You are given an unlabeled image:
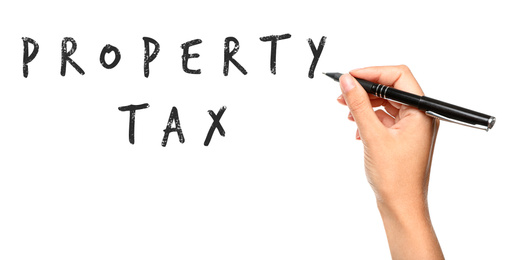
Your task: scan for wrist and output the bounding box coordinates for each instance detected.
[376,197,444,259]
[377,195,430,224]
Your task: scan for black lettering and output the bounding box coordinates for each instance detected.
[100,44,121,69]
[259,33,291,74]
[118,103,150,144]
[223,37,247,76]
[204,106,226,146]
[181,39,202,74]
[22,37,39,78]
[162,107,185,147]
[143,37,160,78]
[307,36,326,79]
[60,37,85,76]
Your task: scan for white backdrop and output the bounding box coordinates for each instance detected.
[1,0,523,259]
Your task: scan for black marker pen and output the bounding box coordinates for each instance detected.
[324,72,496,131]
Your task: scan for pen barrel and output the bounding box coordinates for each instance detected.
[356,79,422,107]
[341,76,495,130]
[418,96,493,127]
[381,87,421,107]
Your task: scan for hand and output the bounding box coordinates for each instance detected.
[337,65,444,259]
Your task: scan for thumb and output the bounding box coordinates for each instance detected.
[339,73,383,136]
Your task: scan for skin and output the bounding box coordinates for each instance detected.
[337,65,444,260]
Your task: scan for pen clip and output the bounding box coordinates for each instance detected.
[425,111,489,131]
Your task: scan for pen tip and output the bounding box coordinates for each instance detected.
[322,72,326,75]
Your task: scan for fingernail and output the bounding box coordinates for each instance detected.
[356,129,361,140]
[340,74,355,93]
[348,113,354,122]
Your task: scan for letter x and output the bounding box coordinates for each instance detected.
[204,106,226,146]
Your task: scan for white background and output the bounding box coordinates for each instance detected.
[1,0,523,259]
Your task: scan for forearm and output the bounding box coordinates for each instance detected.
[377,199,444,260]
[338,66,444,259]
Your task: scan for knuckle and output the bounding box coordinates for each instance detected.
[398,64,410,72]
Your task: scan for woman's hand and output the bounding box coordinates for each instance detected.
[337,65,444,259]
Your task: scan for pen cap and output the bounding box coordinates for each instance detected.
[419,96,494,129]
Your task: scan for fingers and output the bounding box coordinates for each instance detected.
[339,93,380,106]
[383,101,400,118]
[350,65,425,96]
[354,110,394,140]
[338,65,423,139]
[348,111,354,122]
[339,74,384,137]
[337,95,346,105]
[375,109,396,128]
[338,94,400,119]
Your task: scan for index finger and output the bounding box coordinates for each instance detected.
[349,65,424,96]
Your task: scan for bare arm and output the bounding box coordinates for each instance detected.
[337,65,444,259]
